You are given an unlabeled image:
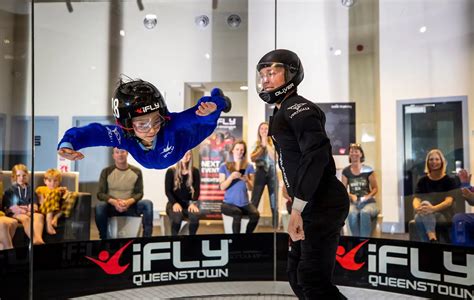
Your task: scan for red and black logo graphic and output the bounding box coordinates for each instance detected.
[85,240,133,275]
[335,240,368,271]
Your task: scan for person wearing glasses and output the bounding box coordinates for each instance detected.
[256,49,349,299]
[341,143,379,237]
[95,148,153,239]
[57,78,231,169]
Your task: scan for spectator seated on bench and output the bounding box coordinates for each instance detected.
[95,148,153,240]
[341,143,380,238]
[219,141,259,234]
[1,169,91,247]
[1,164,45,245]
[165,151,201,236]
[408,149,460,243]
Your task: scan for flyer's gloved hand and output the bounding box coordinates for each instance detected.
[211,88,232,113]
[196,88,232,116]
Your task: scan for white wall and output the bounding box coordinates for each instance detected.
[379,0,474,226]
[0,10,14,116]
[0,9,15,157]
[35,3,111,126]
[247,0,274,147]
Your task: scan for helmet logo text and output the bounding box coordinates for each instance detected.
[275,82,295,97]
[136,103,161,114]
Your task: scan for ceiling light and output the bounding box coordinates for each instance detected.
[189,83,204,88]
[3,39,10,44]
[341,0,356,7]
[419,26,427,33]
[119,30,125,37]
[204,53,210,59]
[195,15,210,29]
[240,85,248,91]
[334,49,342,56]
[144,14,157,29]
[227,14,241,28]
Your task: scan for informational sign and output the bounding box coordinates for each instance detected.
[317,102,355,155]
[198,116,243,219]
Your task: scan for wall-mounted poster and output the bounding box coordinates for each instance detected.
[198,116,243,219]
[318,102,355,155]
[265,103,275,123]
[265,101,355,156]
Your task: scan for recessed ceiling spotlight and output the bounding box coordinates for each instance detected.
[119,30,125,37]
[227,14,241,28]
[204,53,211,59]
[189,83,204,88]
[240,85,248,91]
[3,39,10,44]
[341,0,356,7]
[334,49,342,56]
[195,15,210,29]
[419,26,427,33]
[144,14,157,29]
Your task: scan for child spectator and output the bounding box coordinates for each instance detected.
[2,164,45,245]
[36,169,78,235]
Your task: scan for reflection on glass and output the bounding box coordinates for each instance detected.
[0,1,32,298]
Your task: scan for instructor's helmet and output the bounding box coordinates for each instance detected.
[112,79,169,138]
[256,49,304,104]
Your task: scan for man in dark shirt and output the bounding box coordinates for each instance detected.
[256,49,349,299]
[95,148,153,239]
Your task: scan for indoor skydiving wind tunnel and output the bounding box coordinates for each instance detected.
[0,0,473,299]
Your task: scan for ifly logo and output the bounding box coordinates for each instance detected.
[85,240,133,275]
[136,103,160,114]
[336,240,368,271]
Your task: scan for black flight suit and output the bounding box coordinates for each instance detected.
[269,93,349,299]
